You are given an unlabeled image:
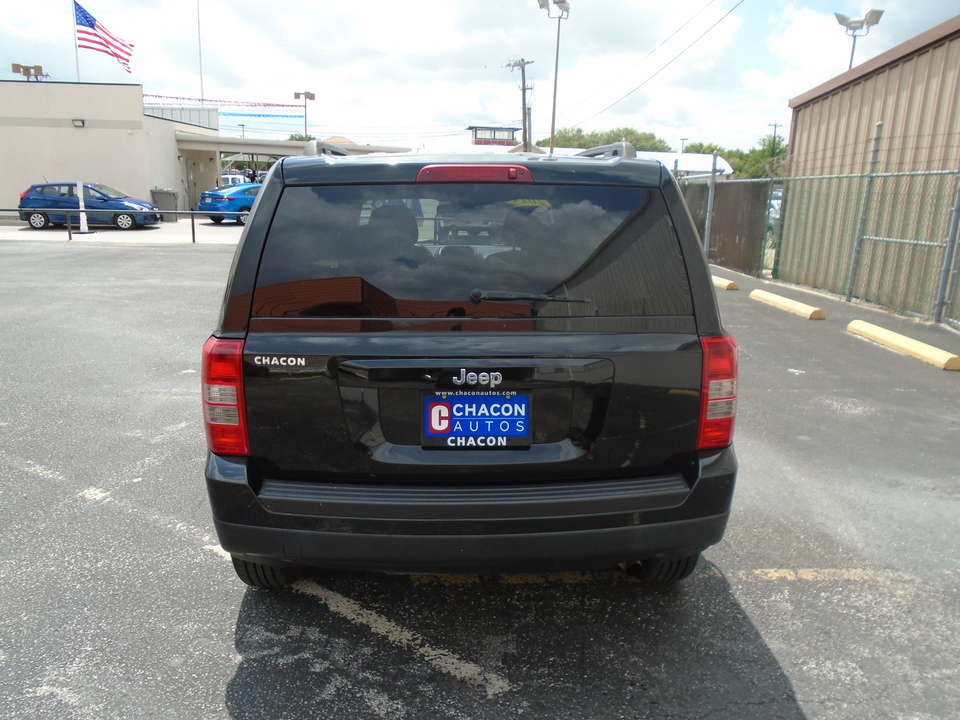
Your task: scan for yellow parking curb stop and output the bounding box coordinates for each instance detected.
[749,289,825,319]
[847,320,960,370]
[713,276,739,290]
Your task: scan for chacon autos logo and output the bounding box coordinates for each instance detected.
[253,356,306,367]
[451,368,502,388]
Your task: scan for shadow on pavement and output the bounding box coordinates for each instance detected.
[225,560,806,719]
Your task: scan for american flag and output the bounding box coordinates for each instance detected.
[75,1,134,73]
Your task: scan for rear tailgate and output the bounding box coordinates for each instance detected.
[239,167,707,483]
[242,328,701,480]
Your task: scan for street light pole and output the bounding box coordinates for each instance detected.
[537,0,570,157]
[835,10,884,71]
[549,15,562,156]
[294,91,315,138]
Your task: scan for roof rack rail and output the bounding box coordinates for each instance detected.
[575,142,637,159]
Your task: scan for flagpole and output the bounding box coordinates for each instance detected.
[196,0,205,105]
[72,0,81,81]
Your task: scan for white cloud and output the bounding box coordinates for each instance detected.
[768,6,852,96]
[2,1,956,153]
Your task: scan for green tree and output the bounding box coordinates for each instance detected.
[682,142,749,176]
[738,133,788,178]
[538,127,591,148]
[594,127,671,151]
[288,133,317,141]
[537,126,671,151]
[682,141,723,155]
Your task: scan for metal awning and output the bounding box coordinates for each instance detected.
[174,132,409,157]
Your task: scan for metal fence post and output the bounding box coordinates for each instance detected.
[933,169,960,323]
[703,151,718,258]
[845,121,883,301]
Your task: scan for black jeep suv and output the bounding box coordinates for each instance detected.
[202,145,737,587]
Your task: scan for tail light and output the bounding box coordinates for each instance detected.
[19,188,30,200]
[202,337,249,456]
[697,335,738,450]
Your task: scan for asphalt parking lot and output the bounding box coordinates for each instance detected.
[0,239,958,719]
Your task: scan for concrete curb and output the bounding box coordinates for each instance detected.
[749,289,826,319]
[712,276,739,290]
[847,320,960,370]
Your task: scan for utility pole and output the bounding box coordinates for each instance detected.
[768,122,781,154]
[510,59,534,151]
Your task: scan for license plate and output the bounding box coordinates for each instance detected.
[422,392,531,448]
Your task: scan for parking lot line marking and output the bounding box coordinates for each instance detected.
[737,569,923,586]
[202,543,232,561]
[78,487,113,503]
[749,289,826,319]
[847,320,960,370]
[410,574,483,584]
[293,579,513,698]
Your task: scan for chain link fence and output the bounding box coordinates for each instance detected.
[681,169,960,330]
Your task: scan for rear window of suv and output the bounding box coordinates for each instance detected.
[253,183,693,319]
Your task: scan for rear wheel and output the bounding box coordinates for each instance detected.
[236,207,251,225]
[626,553,700,583]
[231,556,305,588]
[27,212,49,229]
[114,213,136,230]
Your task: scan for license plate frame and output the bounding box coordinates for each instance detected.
[421,391,531,448]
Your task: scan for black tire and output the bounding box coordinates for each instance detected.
[114,213,136,230]
[210,216,224,224]
[27,212,49,229]
[628,553,700,583]
[236,207,251,225]
[231,556,304,588]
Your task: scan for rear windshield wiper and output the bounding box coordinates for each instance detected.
[470,288,591,304]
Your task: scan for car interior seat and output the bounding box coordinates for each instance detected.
[367,204,433,268]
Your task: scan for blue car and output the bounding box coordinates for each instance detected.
[18,182,161,230]
[198,183,261,224]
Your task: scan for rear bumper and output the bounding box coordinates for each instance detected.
[205,447,737,573]
[198,203,241,215]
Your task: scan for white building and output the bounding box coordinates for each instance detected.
[2,80,220,213]
[1,80,406,214]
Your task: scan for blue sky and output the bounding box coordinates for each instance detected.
[3,1,958,151]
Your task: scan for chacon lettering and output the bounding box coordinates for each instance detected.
[253,356,306,367]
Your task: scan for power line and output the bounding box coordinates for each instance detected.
[558,0,718,117]
[572,0,747,127]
